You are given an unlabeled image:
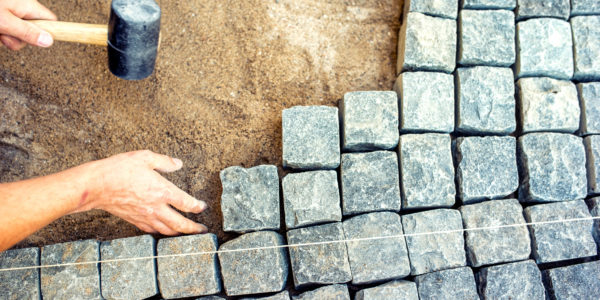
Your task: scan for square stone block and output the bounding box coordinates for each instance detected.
[405,0,458,19]
[220,165,280,232]
[293,284,350,300]
[219,231,288,296]
[516,0,570,20]
[41,240,101,299]
[516,18,573,80]
[241,291,290,300]
[585,135,600,195]
[518,133,587,202]
[571,0,600,15]
[476,260,545,300]
[589,197,600,250]
[398,12,456,73]
[579,83,600,135]
[544,261,600,300]
[459,10,515,67]
[340,151,401,215]
[415,267,479,300]
[287,223,352,288]
[100,235,158,299]
[355,280,418,300]
[402,209,466,275]
[456,67,515,134]
[460,199,530,267]
[157,234,221,299]
[282,170,341,229]
[340,91,399,151]
[518,77,579,133]
[0,247,40,300]
[571,16,600,82]
[342,212,410,284]
[462,0,516,9]
[524,200,597,263]
[282,106,340,170]
[394,72,454,133]
[455,136,519,203]
[399,134,455,209]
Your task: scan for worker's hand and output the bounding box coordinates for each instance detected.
[0,0,56,50]
[76,150,209,236]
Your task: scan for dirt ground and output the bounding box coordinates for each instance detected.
[0,0,401,248]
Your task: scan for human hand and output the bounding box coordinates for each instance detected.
[0,0,56,50]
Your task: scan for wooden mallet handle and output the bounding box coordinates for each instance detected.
[28,20,107,46]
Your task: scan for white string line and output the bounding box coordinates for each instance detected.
[1,216,599,273]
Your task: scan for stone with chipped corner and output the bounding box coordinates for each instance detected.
[571,0,600,15]
[579,83,600,135]
[355,280,419,300]
[459,10,515,67]
[415,267,479,300]
[544,261,600,299]
[589,197,600,250]
[476,260,545,300]
[516,0,570,20]
[585,135,600,195]
[0,247,40,300]
[293,284,350,300]
[462,0,516,9]
[405,0,458,19]
[241,291,290,300]
[571,16,600,82]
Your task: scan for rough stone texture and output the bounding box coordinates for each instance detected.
[455,137,519,203]
[287,223,352,288]
[459,10,515,67]
[100,235,158,299]
[524,200,597,263]
[571,0,600,15]
[415,267,479,300]
[282,170,341,229]
[355,280,419,300]
[516,0,570,20]
[220,165,280,232]
[462,0,516,9]
[394,72,454,133]
[340,151,401,215]
[402,209,466,275]
[579,83,600,135]
[518,133,587,203]
[399,134,455,209]
[460,199,531,267]
[398,12,456,73]
[585,135,600,195]
[477,260,545,300]
[516,18,573,80]
[518,77,579,133]
[571,16,600,82]
[196,297,226,300]
[41,239,101,300]
[589,197,600,250]
[241,291,290,300]
[293,284,350,300]
[406,0,458,19]
[544,261,600,300]
[340,91,399,151]
[282,106,340,170]
[456,67,515,134]
[0,247,40,300]
[342,212,410,284]
[157,234,221,299]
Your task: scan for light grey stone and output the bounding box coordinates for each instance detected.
[571,0,600,15]
[293,284,350,300]
[524,200,597,263]
[241,291,290,300]
[579,83,600,135]
[220,165,280,233]
[456,67,516,134]
[518,77,579,133]
[100,235,158,300]
[585,135,600,195]
[459,10,515,67]
[518,133,587,202]
[287,223,352,288]
[196,297,225,300]
[340,151,401,215]
[355,280,419,300]
[460,200,531,267]
[399,134,455,209]
[589,197,600,250]
[406,0,458,19]
[340,91,399,151]
[571,16,600,82]
[415,267,479,300]
[462,0,516,9]
[41,240,101,300]
[398,12,456,73]
[342,212,410,284]
[157,234,221,299]
[516,0,570,20]
[544,261,600,300]
[477,260,545,300]
[282,170,341,229]
[282,106,340,170]
[394,72,454,133]
[516,18,573,80]
[0,247,40,300]
[402,209,466,275]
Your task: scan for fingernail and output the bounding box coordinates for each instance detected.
[173,158,183,168]
[37,31,53,47]
[197,200,207,211]
[198,225,208,233]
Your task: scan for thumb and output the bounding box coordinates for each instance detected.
[2,13,53,47]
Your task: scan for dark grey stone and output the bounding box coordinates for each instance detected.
[524,200,597,263]
[340,151,401,215]
[293,284,350,300]
[340,91,399,151]
[287,223,352,288]
[544,261,600,300]
[462,0,516,9]
[100,235,158,299]
[518,133,587,203]
[579,83,600,135]
[282,170,341,229]
[585,135,600,195]
[157,234,221,299]
[406,0,458,19]
[241,291,290,300]
[0,247,40,300]
[477,260,545,300]
[456,67,515,134]
[415,267,479,300]
[399,134,455,209]
[402,209,466,275]
[589,197,600,250]
[282,106,340,170]
[458,10,515,67]
[355,280,419,300]
[342,212,410,284]
[571,0,600,15]
[41,239,101,300]
[516,0,570,20]
[571,16,600,82]
[220,165,280,233]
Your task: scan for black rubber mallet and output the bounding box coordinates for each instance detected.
[28,0,161,80]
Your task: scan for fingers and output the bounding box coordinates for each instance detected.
[162,182,207,214]
[136,222,158,234]
[150,219,179,236]
[156,206,208,234]
[16,1,57,21]
[0,34,26,50]
[134,150,183,173]
[0,13,53,47]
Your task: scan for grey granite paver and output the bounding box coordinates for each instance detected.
[476,260,545,300]
[196,297,225,300]
[293,284,350,300]
[355,280,419,300]
[241,291,290,300]
[589,197,600,250]
[571,16,600,82]
[0,247,40,300]
[340,91,399,151]
[459,10,515,67]
[579,83,600,135]
[585,135,600,195]
[405,0,458,19]
[462,0,516,9]
[571,0,600,15]
[415,267,479,300]
[544,261,600,300]
[220,165,280,232]
[516,0,570,20]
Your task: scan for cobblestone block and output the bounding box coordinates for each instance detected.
[476,260,545,300]
[579,83,600,135]
[0,247,40,300]
[571,0,600,15]
[585,135,600,195]
[589,197,600,250]
[459,10,515,67]
[516,0,570,20]
[196,297,225,300]
[462,0,516,9]
[355,280,418,300]
[544,261,600,300]
[293,284,350,300]
[415,267,479,300]
[241,291,290,300]
[406,0,458,19]
[571,16,600,82]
